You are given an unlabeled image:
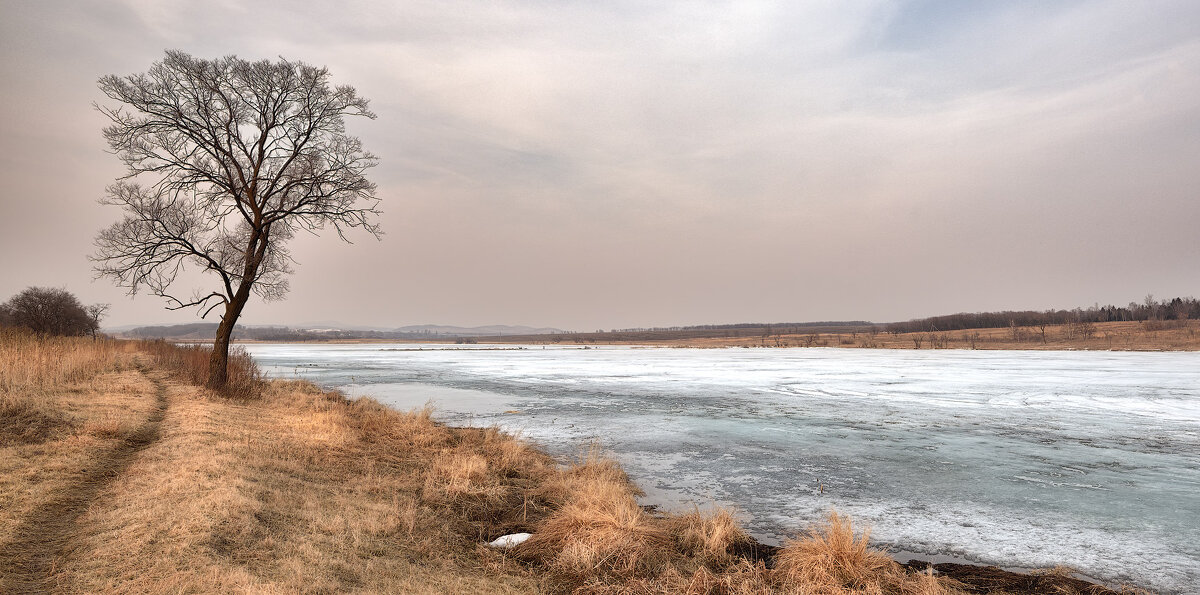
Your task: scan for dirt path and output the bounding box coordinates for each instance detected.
[0,364,169,594]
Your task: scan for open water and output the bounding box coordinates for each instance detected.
[244,344,1200,593]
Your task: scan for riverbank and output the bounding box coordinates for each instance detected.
[1,332,1148,593]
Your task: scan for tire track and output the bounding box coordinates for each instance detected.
[0,364,169,594]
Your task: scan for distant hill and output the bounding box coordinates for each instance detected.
[394,324,565,336]
[125,323,220,340]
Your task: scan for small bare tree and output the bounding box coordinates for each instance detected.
[1036,320,1049,344]
[85,304,110,339]
[93,51,380,389]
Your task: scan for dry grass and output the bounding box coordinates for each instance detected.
[6,370,544,593]
[0,395,74,446]
[3,335,1112,594]
[773,511,939,594]
[670,506,755,566]
[817,320,1200,352]
[136,339,262,398]
[0,340,157,581]
[514,483,962,595]
[506,449,962,594]
[776,512,890,587]
[0,327,131,395]
[516,454,672,587]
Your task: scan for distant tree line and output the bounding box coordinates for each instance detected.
[524,322,876,344]
[885,295,1198,335]
[609,321,871,333]
[125,323,449,342]
[0,287,108,337]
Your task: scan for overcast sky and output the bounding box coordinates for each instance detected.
[1,1,1198,331]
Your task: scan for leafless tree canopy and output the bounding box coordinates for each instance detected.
[1,287,106,337]
[92,51,380,386]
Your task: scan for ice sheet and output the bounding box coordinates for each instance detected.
[246,344,1200,594]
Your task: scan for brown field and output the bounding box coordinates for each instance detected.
[0,330,1143,594]
[487,320,1200,351]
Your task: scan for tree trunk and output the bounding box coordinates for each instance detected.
[207,294,250,389]
[208,225,268,390]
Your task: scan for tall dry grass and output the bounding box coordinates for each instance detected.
[0,327,128,396]
[0,328,135,450]
[772,511,949,594]
[135,339,261,398]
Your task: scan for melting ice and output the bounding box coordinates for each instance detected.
[246,344,1200,594]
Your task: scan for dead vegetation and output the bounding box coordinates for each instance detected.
[0,334,1138,594]
[136,338,262,398]
[0,327,130,395]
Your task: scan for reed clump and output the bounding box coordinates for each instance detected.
[773,511,930,594]
[669,506,756,569]
[517,454,673,586]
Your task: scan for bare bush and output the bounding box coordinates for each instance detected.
[1064,321,1097,340]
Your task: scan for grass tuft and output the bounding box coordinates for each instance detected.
[775,511,895,589]
[667,506,757,573]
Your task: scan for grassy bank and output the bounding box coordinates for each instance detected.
[1,330,1137,594]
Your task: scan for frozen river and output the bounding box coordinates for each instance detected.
[245,344,1200,593]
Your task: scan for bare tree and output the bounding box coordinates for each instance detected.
[93,51,380,389]
[85,304,110,339]
[1,287,103,337]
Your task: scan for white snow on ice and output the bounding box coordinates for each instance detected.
[246,344,1200,594]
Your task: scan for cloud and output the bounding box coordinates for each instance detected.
[1,0,1198,328]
